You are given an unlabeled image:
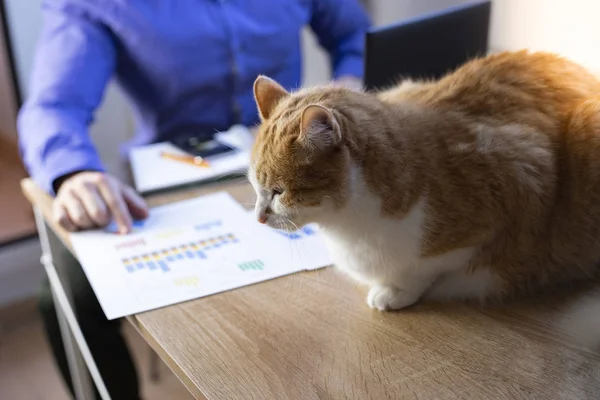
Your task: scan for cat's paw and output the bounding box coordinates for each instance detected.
[367,285,418,311]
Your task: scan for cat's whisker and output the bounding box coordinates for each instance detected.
[217,172,247,183]
[286,218,300,232]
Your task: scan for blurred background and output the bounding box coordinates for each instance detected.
[1,0,599,398]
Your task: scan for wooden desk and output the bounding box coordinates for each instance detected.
[22,178,600,399]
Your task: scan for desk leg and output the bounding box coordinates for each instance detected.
[34,207,111,400]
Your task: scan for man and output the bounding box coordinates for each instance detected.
[18,0,370,398]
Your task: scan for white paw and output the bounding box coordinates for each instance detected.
[367,285,419,311]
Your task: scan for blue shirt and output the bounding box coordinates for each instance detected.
[18,0,370,193]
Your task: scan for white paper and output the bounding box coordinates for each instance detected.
[130,125,252,193]
[70,192,332,320]
[246,211,332,271]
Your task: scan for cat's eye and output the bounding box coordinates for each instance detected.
[272,188,283,198]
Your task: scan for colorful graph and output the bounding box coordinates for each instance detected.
[275,225,316,240]
[106,219,146,234]
[194,220,223,231]
[238,260,264,271]
[121,233,239,273]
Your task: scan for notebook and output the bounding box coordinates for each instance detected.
[129,125,254,194]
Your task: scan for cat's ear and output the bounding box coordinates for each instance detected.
[299,105,341,151]
[253,75,290,120]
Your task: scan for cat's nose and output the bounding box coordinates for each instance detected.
[257,213,268,224]
[257,207,271,224]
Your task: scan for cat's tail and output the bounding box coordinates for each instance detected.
[553,288,600,351]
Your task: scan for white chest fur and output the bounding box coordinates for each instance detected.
[316,169,479,310]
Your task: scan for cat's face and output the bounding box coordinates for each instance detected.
[249,76,350,231]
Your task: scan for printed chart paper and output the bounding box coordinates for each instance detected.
[248,211,332,271]
[70,192,332,319]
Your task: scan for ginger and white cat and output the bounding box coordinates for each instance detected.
[248,51,600,315]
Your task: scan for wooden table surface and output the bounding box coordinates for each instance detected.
[22,178,600,400]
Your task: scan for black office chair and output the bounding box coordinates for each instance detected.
[364,1,491,91]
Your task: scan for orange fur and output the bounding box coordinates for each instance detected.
[251,50,600,301]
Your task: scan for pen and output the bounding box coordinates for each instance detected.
[160,151,210,168]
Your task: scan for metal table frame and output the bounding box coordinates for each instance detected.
[34,206,111,400]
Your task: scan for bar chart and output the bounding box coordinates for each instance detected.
[121,233,239,273]
[238,259,264,272]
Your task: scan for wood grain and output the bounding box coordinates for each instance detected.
[22,178,600,399]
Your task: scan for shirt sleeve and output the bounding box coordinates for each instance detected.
[17,3,116,194]
[309,0,371,80]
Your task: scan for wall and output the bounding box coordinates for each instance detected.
[490,0,600,74]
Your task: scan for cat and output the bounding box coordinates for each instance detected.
[248,50,600,316]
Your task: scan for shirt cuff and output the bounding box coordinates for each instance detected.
[333,54,364,80]
[40,146,105,195]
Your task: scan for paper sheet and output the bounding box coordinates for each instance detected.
[247,211,332,271]
[70,193,332,319]
[130,125,253,194]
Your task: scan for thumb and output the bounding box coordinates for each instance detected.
[121,185,149,220]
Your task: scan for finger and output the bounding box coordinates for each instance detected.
[78,184,109,226]
[52,200,77,232]
[63,192,94,229]
[97,178,132,234]
[121,185,149,220]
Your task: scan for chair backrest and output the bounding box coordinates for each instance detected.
[364,1,491,91]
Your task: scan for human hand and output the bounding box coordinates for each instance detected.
[52,171,149,234]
